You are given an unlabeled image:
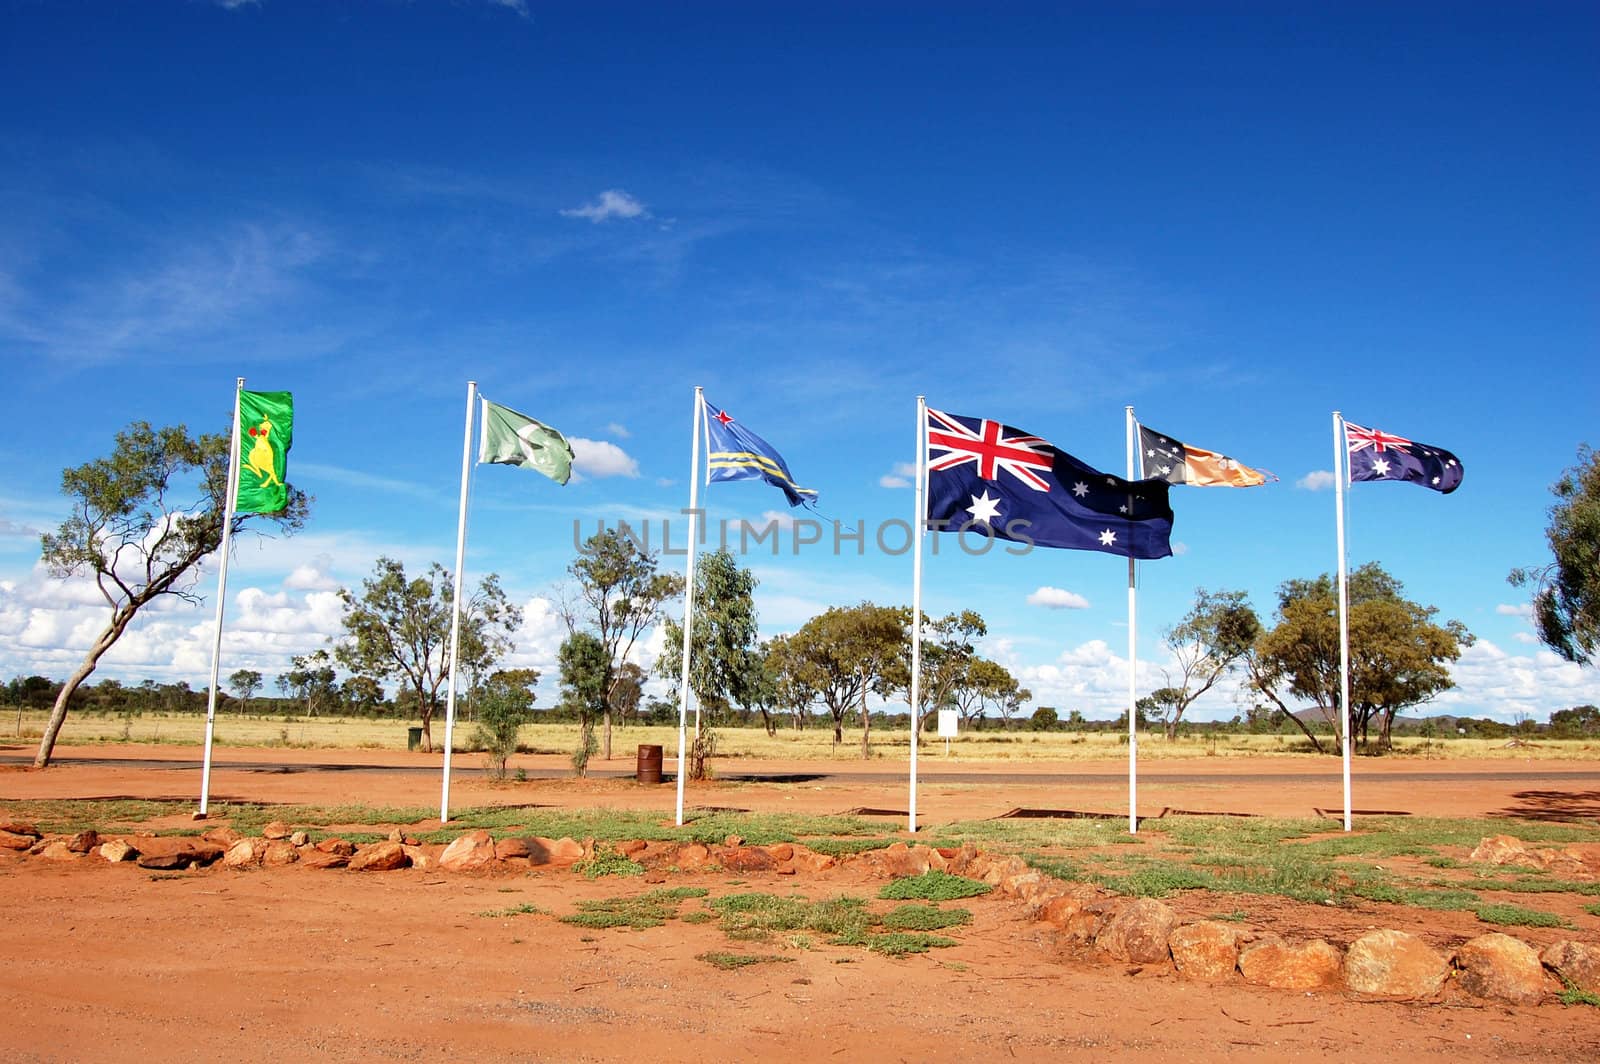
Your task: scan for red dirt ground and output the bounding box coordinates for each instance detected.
[2,745,1598,1062]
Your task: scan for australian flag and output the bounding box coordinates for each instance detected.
[1345,422,1463,494]
[703,397,817,507]
[925,408,1174,559]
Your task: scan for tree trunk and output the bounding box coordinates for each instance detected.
[419,690,434,753]
[759,708,776,738]
[831,709,843,747]
[35,613,130,767]
[1165,717,1179,741]
[603,708,613,760]
[859,687,871,760]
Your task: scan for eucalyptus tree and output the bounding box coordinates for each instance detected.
[1511,445,1599,665]
[657,549,759,778]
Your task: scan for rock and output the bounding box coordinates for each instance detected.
[298,848,348,870]
[440,830,499,873]
[870,842,932,878]
[263,840,300,867]
[1344,930,1448,998]
[786,845,835,873]
[223,839,263,868]
[1454,933,1549,1005]
[1169,921,1244,982]
[673,842,712,871]
[99,839,137,863]
[387,828,405,843]
[1095,898,1177,964]
[619,839,649,858]
[349,841,409,872]
[402,845,435,871]
[1542,941,1600,994]
[316,838,356,857]
[0,816,39,837]
[1470,835,1534,867]
[776,865,797,875]
[943,842,981,876]
[724,835,743,848]
[768,843,794,861]
[188,841,226,867]
[1239,936,1343,990]
[67,830,100,854]
[979,855,1029,886]
[262,820,293,841]
[0,829,37,851]
[37,841,79,861]
[718,846,777,872]
[494,837,533,860]
[999,870,1055,905]
[202,827,242,847]
[138,851,194,871]
[289,831,310,847]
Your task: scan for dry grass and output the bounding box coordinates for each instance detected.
[8,710,1599,763]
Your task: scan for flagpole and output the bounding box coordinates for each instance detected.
[1125,405,1139,835]
[197,377,245,819]
[440,381,477,823]
[674,387,705,828]
[1333,410,1353,832]
[908,396,928,833]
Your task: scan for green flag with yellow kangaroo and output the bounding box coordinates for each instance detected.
[236,390,293,514]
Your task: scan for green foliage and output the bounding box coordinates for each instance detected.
[866,932,957,956]
[878,871,993,902]
[477,902,544,918]
[573,844,645,879]
[696,951,794,970]
[560,887,704,929]
[1155,588,1260,740]
[708,892,874,941]
[881,904,971,931]
[1474,903,1569,929]
[472,668,539,777]
[785,603,911,748]
[1510,446,1600,665]
[335,557,519,751]
[1559,978,1600,1008]
[1029,706,1059,731]
[802,837,896,857]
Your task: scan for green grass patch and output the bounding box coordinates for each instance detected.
[477,902,543,918]
[1559,979,1600,1008]
[1475,903,1569,929]
[881,904,971,931]
[559,887,707,930]
[878,871,993,902]
[866,932,957,956]
[1585,901,1600,918]
[709,892,873,941]
[696,951,795,971]
[1025,855,1086,882]
[802,837,896,857]
[573,845,645,879]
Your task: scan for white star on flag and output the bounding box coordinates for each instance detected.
[1098,529,1117,546]
[966,490,1002,524]
[1072,481,1089,497]
[1373,458,1391,476]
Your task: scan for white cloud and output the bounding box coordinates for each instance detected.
[0,518,39,537]
[879,475,910,489]
[1027,586,1090,610]
[560,190,649,224]
[283,555,339,592]
[1298,470,1338,491]
[486,0,530,16]
[569,438,640,479]
[1171,542,1189,556]
[606,422,631,439]
[1495,603,1533,617]
[879,462,917,489]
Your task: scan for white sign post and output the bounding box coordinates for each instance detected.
[937,709,958,756]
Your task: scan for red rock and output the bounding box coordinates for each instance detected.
[1454,933,1550,1005]
[349,841,409,872]
[0,816,39,837]
[289,831,310,847]
[263,840,300,867]
[1469,835,1533,867]
[494,837,533,860]
[1169,921,1244,982]
[776,865,797,875]
[137,850,194,870]
[0,829,36,851]
[67,830,100,854]
[547,837,586,865]
[262,820,292,841]
[768,843,794,861]
[298,848,348,870]
[619,839,649,857]
[673,842,712,871]
[717,846,777,872]
[316,838,356,857]
[440,830,499,873]
[1095,898,1177,964]
[1344,930,1447,998]
[402,845,437,871]
[1239,936,1343,991]
[202,827,241,847]
[1541,940,1600,994]
[871,842,931,878]
[223,838,263,868]
[787,847,836,873]
[37,841,79,861]
[724,834,743,848]
[1038,894,1087,930]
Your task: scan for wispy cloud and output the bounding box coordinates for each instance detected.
[879,461,917,489]
[1298,470,1337,491]
[560,189,649,223]
[605,422,631,439]
[1027,586,1090,610]
[1495,602,1533,617]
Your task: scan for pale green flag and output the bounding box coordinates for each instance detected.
[478,397,574,485]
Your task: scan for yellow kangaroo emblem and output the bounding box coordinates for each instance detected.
[243,417,283,488]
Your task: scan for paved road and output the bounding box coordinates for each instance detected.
[6,751,1598,787]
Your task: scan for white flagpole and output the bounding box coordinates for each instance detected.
[673,387,705,827]
[908,396,927,833]
[440,380,478,823]
[1125,405,1139,835]
[197,377,245,819]
[1333,410,1353,832]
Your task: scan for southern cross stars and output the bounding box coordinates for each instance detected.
[1098,529,1117,546]
[966,490,1002,524]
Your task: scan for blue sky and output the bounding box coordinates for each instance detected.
[1,1,1596,722]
